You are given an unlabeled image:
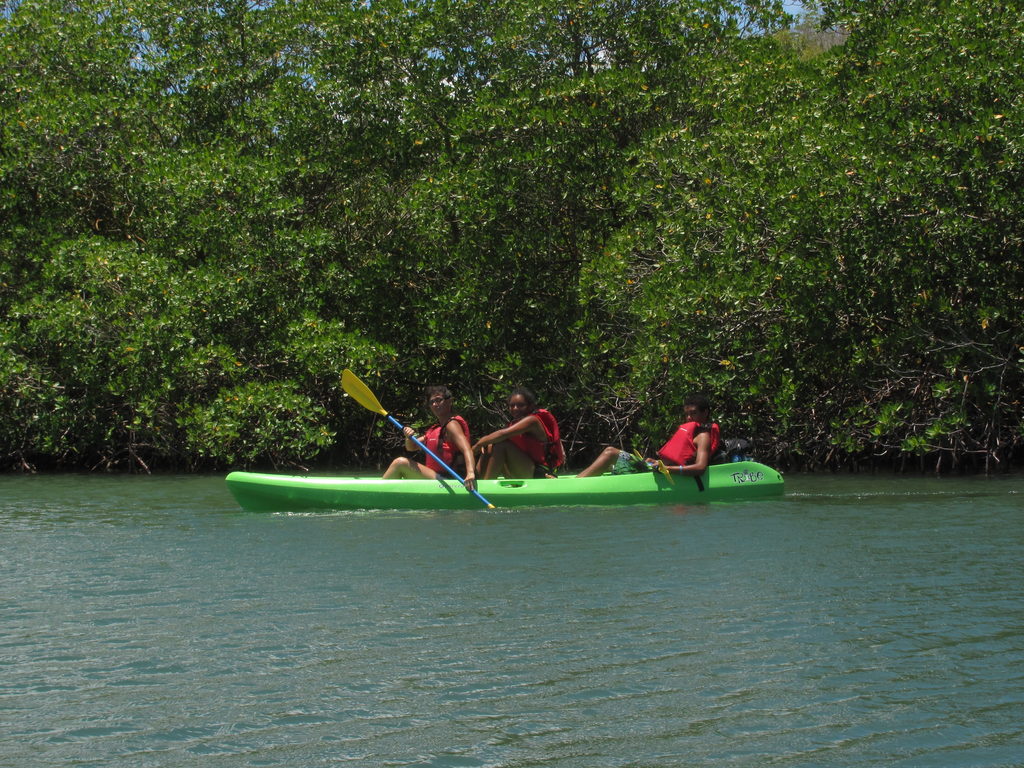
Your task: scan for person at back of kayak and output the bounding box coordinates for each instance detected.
[473,386,565,479]
[383,385,477,491]
[575,393,720,478]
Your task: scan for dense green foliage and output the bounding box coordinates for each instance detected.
[2,0,1021,473]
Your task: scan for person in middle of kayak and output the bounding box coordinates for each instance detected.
[472,386,565,479]
[575,393,720,478]
[383,385,477,491]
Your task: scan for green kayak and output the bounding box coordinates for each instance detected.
[225,461,784,512]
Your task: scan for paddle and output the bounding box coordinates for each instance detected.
[632,450,674,484]
[341,369,495,509]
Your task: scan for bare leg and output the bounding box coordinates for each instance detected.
[482,441,536,479]
[382,456,438,480]
[475,446,492,478]
[574,446,623,478]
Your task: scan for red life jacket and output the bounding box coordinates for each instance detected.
[507,408,565,469]
[657,421,720,466]
[423,415,470,473]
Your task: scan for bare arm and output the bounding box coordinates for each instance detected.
[401,425,419,451]
[672,432,713,476]
[446,420,477,489]
[472,414,543,452]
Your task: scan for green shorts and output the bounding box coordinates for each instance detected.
[609,451,649,475]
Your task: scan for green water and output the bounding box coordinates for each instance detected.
[1,472,1022,767]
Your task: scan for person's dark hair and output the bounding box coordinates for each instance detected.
[509,386,537,408]
[683,393,712,413]
[423,385,452,407]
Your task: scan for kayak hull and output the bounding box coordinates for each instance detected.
[225,461,784,512]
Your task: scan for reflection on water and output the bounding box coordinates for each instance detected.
[1,472,1022,767]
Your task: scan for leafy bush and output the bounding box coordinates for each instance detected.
[180,382,335,469]
[1,0,1020,472]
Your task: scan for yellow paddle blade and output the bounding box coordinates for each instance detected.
[656,460,675,485]
[341,369,388,416]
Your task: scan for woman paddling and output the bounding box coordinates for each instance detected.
[383,385,477,491]
[473,387,564,479]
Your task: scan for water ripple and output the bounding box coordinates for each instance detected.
[2,474,1023,766]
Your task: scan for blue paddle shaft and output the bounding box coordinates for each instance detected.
[386,414,494,508]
